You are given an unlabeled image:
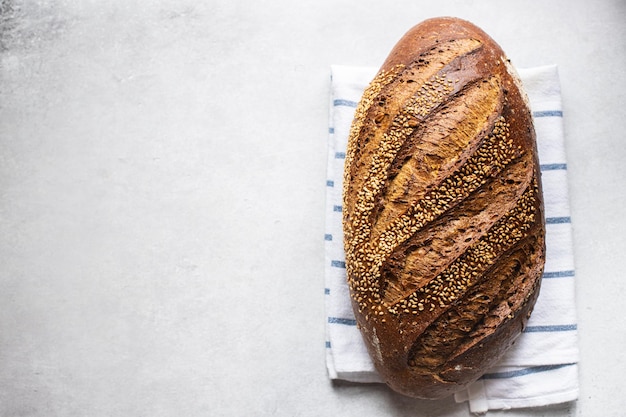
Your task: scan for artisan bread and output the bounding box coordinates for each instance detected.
[342,17,546,399]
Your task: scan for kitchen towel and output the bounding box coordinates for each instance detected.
[324,64,578,413]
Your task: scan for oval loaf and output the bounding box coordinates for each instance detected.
[342,17,546,399]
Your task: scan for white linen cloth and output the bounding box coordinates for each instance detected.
[324,64,579,413]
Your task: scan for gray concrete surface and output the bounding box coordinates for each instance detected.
[1,0,625,415]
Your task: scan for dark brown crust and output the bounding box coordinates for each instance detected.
[342,17,546,399]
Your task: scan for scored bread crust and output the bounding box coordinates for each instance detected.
[342,17,546,399]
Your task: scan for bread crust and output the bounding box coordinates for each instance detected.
[342,17,546,399]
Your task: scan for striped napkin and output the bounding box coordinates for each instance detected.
[324,64,579,413]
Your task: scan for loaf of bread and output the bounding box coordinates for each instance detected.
[342,17,546,399]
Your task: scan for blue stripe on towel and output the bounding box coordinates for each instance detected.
[327,180,335,187]
[331,260,346,268]
[524,324,577,333]
[533,110,563,118]
[543,270,575,279]
[540,163,567,170]
[334,99,358,108]
[335,152,346,159]
[482,363,575,380]
[546,216,571,224]
[325,234,333,241]
[328,316,357,325]
[333,205,342,212]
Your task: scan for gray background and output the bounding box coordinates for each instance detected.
[1,0,624,416]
